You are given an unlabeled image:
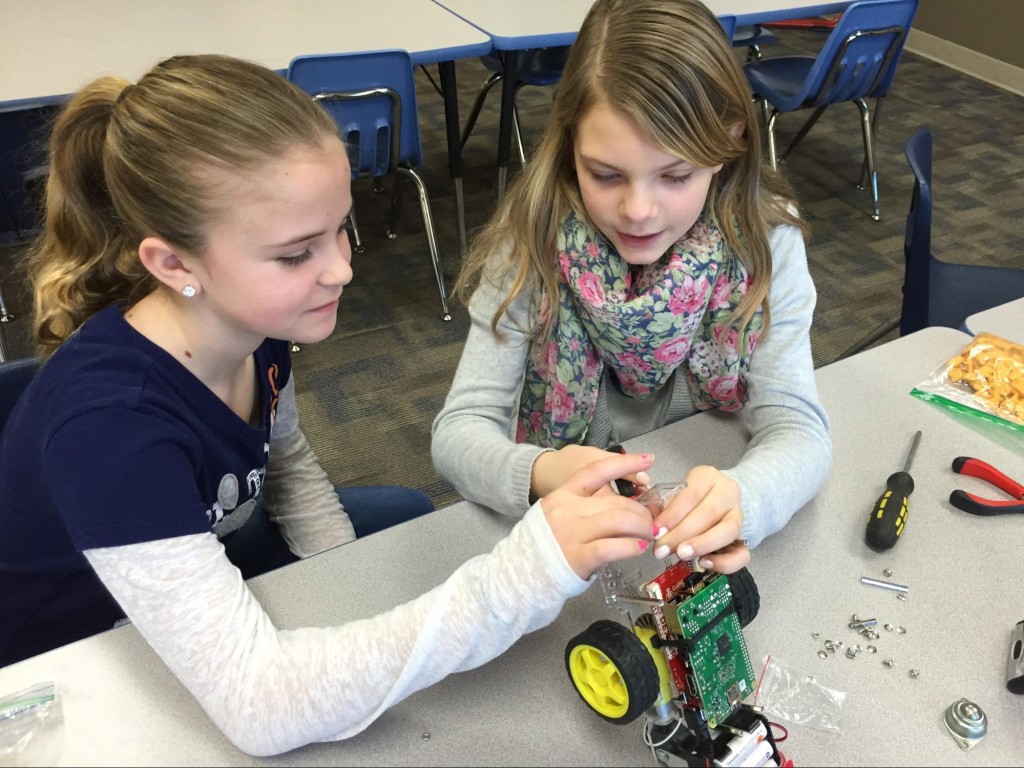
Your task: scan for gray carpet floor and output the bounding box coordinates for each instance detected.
[2,28,1022,509]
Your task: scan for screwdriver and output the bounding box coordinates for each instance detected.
[865,430,922,552]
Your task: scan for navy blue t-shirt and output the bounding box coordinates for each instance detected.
[0,304,290,666]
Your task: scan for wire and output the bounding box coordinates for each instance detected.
[769,721,789,742]
[642,715,684,748]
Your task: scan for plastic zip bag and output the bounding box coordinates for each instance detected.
[753,655,846,734]
[0,682,63,766]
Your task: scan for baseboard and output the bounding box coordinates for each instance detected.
[906,29,1024,98]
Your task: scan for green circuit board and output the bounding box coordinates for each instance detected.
[674,574,755,728]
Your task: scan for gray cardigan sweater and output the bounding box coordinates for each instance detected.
[432,223,832,548]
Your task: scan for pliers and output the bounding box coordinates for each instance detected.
[950,456,1024,515]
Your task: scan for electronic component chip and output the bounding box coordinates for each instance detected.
[673,574,755,728]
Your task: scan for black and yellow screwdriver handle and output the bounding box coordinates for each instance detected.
[865,430,921,552]
[865,470,915,551]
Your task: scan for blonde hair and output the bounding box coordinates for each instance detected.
[456,0,807,338]
[28,54,339,360]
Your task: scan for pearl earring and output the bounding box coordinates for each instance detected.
[182,285,197,298]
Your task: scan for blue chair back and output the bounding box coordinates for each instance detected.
[1,102,59,243]
[717,14,738,42]
[900,127,1024,335]
[0,357,39,438]
[792,0,918,109]
[287,50,423,179]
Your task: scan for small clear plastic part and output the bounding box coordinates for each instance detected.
[636,482,687,514]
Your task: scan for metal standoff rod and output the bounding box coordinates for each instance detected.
[861,576,909,593]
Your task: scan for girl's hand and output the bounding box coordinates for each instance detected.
[531,444,651,502]
[651,465,750,574]
[540,452,656,579]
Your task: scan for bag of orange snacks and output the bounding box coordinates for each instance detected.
[911,332,1024,433]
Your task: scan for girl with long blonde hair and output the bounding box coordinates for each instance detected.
[433,0,831,573]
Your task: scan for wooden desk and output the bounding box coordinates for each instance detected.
[964,297,1024,342]
[0,0,491,255]
[4,326,1022,765]
[432,0,856,196]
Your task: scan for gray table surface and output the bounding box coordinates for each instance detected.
[964,297,1024,342]
[3,325,1023,766]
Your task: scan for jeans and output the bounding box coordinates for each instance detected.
[223,485,435,580]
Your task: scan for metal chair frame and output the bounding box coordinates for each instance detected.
[759,24,905,221]
[461,47,570,170]
[747,0,919,221]
[289,54,451,321]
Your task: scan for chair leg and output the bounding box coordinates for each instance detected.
[857,98,884,193]
[512,106,527,167]
[460,72,502,150]
[388,173,407,240]
[781,105,827,162]
[0,286,11,364]
[396,167,452,321]
[855,98,881,221]
[348,204,365,254]
[762,103,780,171]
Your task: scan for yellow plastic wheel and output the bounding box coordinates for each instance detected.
[564,619,659,724]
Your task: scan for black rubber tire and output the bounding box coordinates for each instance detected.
[727,567,760,628]
[564,619,660,725]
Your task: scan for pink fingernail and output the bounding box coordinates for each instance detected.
[638,539,649,551]
[652,524,661,538]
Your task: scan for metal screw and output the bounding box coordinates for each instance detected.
[883,658,895,667]
[818,650,828,659]
[897,626,907,635]
[812,632,820,639]
[885,623,894,631]
[422,733,431,741]
[896,593,907,601]
[867,645,878,653]
[849,618,877,629]
[883,568,893,577]
[851,614,861,622]
[909,669,920,678]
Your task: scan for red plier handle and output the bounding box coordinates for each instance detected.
[950,456,1024,516]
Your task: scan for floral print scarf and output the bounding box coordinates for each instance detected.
[516,211,762,447]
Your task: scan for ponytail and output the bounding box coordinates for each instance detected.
[29,78,153,358]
